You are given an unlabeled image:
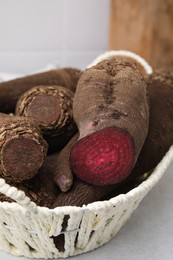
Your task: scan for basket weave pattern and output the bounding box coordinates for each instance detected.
[0,145,172,258]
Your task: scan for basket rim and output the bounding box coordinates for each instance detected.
[87,50,153,75]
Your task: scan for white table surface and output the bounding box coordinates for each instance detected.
[0,160,173,260]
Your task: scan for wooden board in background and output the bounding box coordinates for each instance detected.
[109,0,173,70]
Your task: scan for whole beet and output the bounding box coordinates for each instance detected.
[0,67,81,113]
[15,85,77,151]
[0,113,48,182]
[131,70,173,178]
[0,153,60,207]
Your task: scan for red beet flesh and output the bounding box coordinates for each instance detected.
[70,127,135,185]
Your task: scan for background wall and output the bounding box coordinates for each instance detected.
[0,0,110,74]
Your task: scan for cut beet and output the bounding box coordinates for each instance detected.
[70,127,134,185]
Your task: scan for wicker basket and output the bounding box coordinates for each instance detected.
[0,51,171,259]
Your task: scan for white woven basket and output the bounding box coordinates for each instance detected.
[0,146,173,259]
[0,51,170,259]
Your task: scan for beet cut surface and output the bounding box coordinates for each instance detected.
[70,127,134,185]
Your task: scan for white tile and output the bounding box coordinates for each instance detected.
[0,0,110,72]
[0,49,107,74]
[62,50,106,70]
[0,51,63,74]
[0,0,64,51]
[62,0,110,51]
